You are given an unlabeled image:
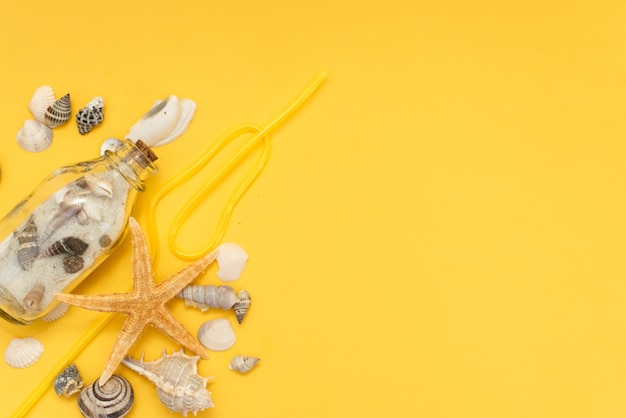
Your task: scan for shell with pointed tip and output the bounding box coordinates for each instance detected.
[4,337,44,368]
[41,237,89,257]
[28,85,56,123]
[45,93,71,128]
[229,355,260,373]
[54,363,83,397]
[122,350,213,416]
[16,119,53,152]
[198,318,236,351]
[78,374,134,418]
[41,301,70,322]
[17,216,39,270]
[76,96,104,134]
[177,284,238,311]
[125,95,196,147]
[233,289,251,324]
[216,242,248,281]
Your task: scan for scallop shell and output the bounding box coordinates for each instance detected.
[23,283,45,311]
[4,337,44,368]
[41,301,70,322]
[229,355,260,373]
[16,216,39,270]
[198,318,236,351]
[177,285,238,311]
[44,93,71,128]
[76,96,104,134]
[125,95,196,147]
[41,236,89,257]
[16,119,53,152]
[216,242,248,281]
[122,350,213,416]
[28,85,56,123]
[233,289,251,324]
[54,363,83,397]
[78,374,134,418]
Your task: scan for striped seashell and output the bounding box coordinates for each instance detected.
[16,119,53,152]
[63,255,84,274]
[198,318,236,351]
[76,96,104,135]
[23,283,45,311]
[229,355,260,373]
[233,289,251,324]
[44,93,71,128]
[28,85,56,123]
[177,285,238,311]
[78,374,134,418]
[4,337,44,368]
[122,350,213,416]
[41,301,70,322]
[54,363,83,397]
[41,236,88,257]
[17,217,39,270]
[216,242,248,281]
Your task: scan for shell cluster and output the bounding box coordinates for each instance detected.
[4,337,44,368]
[78,374,134,418]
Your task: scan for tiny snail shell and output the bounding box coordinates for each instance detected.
[17,216,39,271]
[229,355,260,373]
[23,283,45,311]
[16,119,53,153]
[4,337,44,368]
[198,318,236,351]
[78,374,134,418]
[233,289,251,324]
[177,285,238,311]
[44,93,71,128]
[54,363,83,397]
[28,85,56,123]
[216,242,248,281]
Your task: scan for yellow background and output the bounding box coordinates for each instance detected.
[1,0,626,416]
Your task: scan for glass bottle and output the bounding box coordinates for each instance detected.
[0,139,158,324]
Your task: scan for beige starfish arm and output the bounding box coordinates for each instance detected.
[128,217,155,294]
[55,292,137,313]
[99,314,145,385]
[151,307,209,359]
[156,249,218,300]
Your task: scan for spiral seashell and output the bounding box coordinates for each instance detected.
[16,119,53,152]
[229,355,260,373]
[23,283,45,311]
[41,301,70,322]
[216,242,248,281]
[4,337,44,368]
[122,350,213,416]
[63,255,84,274]
[233,289,251,324]
[41,236,88,257]
[76,96,104,134]
[54,363,83,397]
[44,93,71,128]
[177,285,238,311]
[78,374,134,418]
[17,217,39,270]
[198,318,236,351]
[28,85,56,123]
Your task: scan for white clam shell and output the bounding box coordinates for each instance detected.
[28,85,56,123]
[16,119,53,152]
[198,318,236,351]
[4,337,44,368]
[125,95,196,147]
[216,242,248,281]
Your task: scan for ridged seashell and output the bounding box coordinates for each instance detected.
[100,138,124,156]
[44,93,71,128]
[125,95,197,147]
[23,283,45,311]
[17,217,39,270]
[76,96,104,134]
[78,375,134,418]
[54,363,83,397]
[122,350,213,416]
[4,337,44,368]
[63,255,84,274]
[28,85,56,123]
[84,174,113,198]
[177,285,238,311]
[41,237,88,257]
[233,289,251,324]
[229,355,260,373]
[41,301,70,322]
[216,243,248,281]
[16,119,53,152]
[198,318,236,351]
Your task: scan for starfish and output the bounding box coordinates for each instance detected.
[56,217,217,385]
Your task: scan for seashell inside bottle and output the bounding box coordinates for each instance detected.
[0,139,158,324]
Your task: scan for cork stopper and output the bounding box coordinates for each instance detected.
[134,140,158,163]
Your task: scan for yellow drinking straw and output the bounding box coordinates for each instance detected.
[12,70,326,418]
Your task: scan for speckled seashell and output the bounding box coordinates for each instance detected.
[16,119,53,152]
[76,96,104,135]
[198,318,236,351]
[229,355,260,373]
[4,337,44,368]
[84,174,113,198]
[17,217,39,270]
[216,242,248,281]
[41,236,89,257]
[54,363,83,397]
[78,374,134,418]
[28,85,56,123]
[63,255,84,274]
[44,93,71,128]
[233,289,251,324]
[23,283,45,311]
[41,301,70,322]
[177,285,238,311]
[122,350,213,416]
[100,138,124,156]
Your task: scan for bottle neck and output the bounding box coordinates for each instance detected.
[104,139,158,191]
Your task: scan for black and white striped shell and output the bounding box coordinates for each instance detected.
[78,375,134,418]
[16,217,39,270]
[41,237,89,257]
[177,284,238,311]
[4,337,44,368]
[54,363,83,397]
[121,350,213,416]
[45,93,71,128]
[233,289,251,324]
[76,97,104,135]
[229,355,260,373]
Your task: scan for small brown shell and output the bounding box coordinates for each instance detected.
[99,234,112,248]
[23,283,45,311]
[44,93,71,128]
[78,375,134,418]
[41,237,88,257]
[17,217,39,270]
[63,255,84,274]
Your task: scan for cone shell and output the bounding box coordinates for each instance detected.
[16,217,39,270]
[177,284,238,311]
[45,93,71,128]
[198,318,236,351]
[78,375,134,418]
[4,337,44,368]
[76,96,104,134]
[229,355,260,373]
[16,119,53,152]
[216,242,248,281]
[54,363,83,397]
[233,289,251,324]
[28,85,56,123]
[41,237,89,257]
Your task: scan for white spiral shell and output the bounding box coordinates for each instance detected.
[16,119,53,152]
[216,242,248,281]
[4,337,44,368]
[198,318,236,351]
[177,285,239,311]
[28,85,56,124]
[229,355,260,373]
[233,289,251,324]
